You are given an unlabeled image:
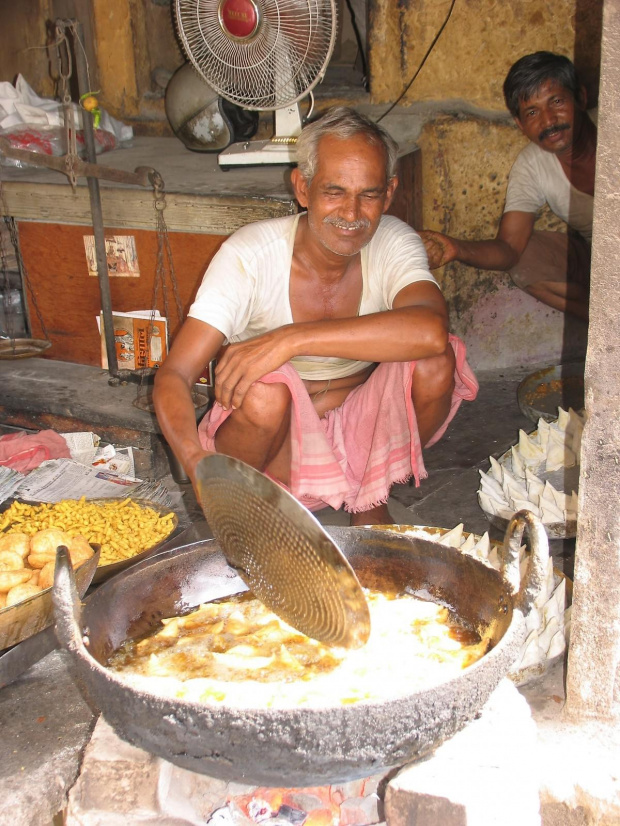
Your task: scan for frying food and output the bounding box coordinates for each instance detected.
[0,497,175,566]
[108,589,490,709]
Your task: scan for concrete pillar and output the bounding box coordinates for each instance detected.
[564,0,620,721]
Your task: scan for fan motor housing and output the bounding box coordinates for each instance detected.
[165,62,258,152]
[218,0,261,40]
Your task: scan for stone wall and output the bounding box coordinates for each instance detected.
[367,0,603,108]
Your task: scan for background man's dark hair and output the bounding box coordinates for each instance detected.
[503,51,581,118]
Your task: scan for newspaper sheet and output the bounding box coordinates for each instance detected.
[11,459,172,508]
[0,466,25,504]
[60,432,135,477]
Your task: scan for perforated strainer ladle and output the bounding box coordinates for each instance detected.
[195,454,370,648]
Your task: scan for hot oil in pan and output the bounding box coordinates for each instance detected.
[107,589,490,708]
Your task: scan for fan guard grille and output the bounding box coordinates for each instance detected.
[175,0,337,111]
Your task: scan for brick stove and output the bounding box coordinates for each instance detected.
[65,679,540,825]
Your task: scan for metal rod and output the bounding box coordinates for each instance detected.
[0,139,154,187]
[61,18,119,376]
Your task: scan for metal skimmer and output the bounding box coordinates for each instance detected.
[195,454,370,648]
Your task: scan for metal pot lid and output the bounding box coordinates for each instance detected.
[195,454,370,648]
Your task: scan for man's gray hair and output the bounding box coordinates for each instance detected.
[296,106,399,183]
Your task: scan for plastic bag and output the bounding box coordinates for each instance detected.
[0,124,118,168]
[0,74,133,168]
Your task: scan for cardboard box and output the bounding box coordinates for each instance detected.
[98,310,168,370]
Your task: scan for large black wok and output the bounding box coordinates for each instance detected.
[52,512,547,787]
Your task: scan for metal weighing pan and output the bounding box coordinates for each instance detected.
[53,511,547,787]
[0,338,52,359]
[517,360,585,423]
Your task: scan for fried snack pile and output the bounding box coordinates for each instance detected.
[0,527,95,610]
[0,497,175,569]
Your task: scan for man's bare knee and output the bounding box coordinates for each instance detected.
[235,381,291,431]
[412,348,455,401]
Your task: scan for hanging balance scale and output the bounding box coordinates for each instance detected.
[0,214,51,359]
[0,18,181,384]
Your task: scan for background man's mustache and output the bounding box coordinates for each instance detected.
[538,123,570,141]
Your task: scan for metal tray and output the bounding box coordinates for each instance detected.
[477,420,579,540]
[1,497,180,586]
[0,548,100,652]
[74,498,180,584]
[517,361,585,423]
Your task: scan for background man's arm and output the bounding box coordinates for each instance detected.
[215,280,449,411]
[153,318,225,482]
[420,211,536,271]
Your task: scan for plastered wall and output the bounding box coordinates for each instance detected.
[368,0,602,109]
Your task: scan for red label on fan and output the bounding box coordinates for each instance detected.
[219,0,260,39]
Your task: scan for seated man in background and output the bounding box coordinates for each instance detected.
[421,52,596,321]
[153,106,478,526]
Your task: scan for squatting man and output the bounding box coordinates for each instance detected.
[421,52,596,322]
[154,107,478,525]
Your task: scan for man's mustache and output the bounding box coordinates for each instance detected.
[538,123,570,142]
[323,216,371,230]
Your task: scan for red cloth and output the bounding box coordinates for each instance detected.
[199,334,478,513]
[0,430,71,473]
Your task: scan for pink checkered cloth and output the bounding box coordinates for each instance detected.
[198,334,478,513]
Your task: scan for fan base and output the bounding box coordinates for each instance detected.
[219,138,297,167]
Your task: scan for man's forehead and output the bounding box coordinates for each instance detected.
[519,78,572,108]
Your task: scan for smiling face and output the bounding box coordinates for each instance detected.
[291,133,398,258]
[515,78,586,156]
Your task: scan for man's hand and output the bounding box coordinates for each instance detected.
[419,230,460,269]
[214,327,293,411]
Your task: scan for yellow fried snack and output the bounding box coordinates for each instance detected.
[0,532,30,558]
[0,569,32,593]
[27,529,94,569]
[38,561,55,591]
[0,522,99,610]
[68,534,97,565]
[1,497,175,566]
[29,527,74,561]
[0,550,25,571]
[6,582,42,607]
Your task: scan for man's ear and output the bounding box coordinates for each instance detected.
[382,176,399,213]
[290,167,309,208]
[577,84,588,110]
[513,116,526,136]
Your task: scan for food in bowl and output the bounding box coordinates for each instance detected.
[107,588,490,709]
[0,497,176,568]
[0,527,95,609]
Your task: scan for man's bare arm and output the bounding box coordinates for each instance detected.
[153,318,225,482]
[215,280,449,411]
[420,211,536,271]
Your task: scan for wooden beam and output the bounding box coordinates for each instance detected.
[0,181,296,234]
